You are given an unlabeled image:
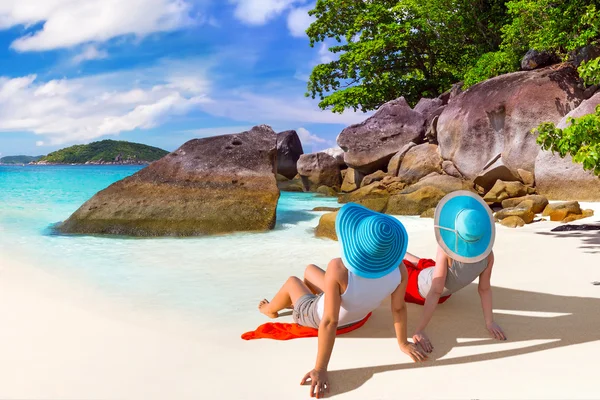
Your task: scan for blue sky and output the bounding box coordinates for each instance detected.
[0,0,367,157]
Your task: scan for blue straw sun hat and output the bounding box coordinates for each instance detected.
[335,203,408,279]
[434,190,495,263]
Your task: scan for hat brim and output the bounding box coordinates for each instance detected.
[434,191,495,263]
[336,203,408,279]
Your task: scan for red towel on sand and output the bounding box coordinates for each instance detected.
[242,313,372,340]
[404,258,452,305]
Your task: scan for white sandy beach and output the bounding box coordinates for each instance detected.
[1,204,599,400]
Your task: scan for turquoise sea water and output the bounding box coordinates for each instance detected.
[0,165,343,325]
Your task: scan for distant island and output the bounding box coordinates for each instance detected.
[34,140,169,165]
[0,155,43,165]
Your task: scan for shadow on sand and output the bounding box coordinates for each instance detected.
[326,284,600,397]
[536,230,600,254]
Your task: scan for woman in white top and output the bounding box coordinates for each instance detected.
[258,203,427,398]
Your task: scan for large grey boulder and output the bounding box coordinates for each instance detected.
[337,97,425,174]
[297,152,342,191]
[437,65,585,180]
[535,92,600,200]
[276,130,304,179]
[58,125,279,236]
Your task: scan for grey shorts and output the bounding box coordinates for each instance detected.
[292,293,322,329]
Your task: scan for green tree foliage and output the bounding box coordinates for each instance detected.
[0,155,42,164]
[40,140,168,164]
[306,0,508,112]
[534,52,600,176]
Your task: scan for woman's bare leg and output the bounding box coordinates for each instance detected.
[259,277,312,319]
[304,264,326,294]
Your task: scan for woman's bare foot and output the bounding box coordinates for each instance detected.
[259,299,279,318]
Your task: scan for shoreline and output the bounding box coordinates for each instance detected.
[0,204,599,399]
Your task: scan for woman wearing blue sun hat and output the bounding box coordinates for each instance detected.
[403,190,507,354]
[258,203,427,398]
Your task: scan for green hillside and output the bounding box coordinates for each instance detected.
[0,155,43,164]
[39,140,169,164]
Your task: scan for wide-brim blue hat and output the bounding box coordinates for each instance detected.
[434,190,495,263]
[335,203,408,279]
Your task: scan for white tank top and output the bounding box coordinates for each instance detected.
[316,266,401,326]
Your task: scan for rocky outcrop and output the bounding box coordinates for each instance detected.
[361,170,387,187]
[495,205,535,224]
[387,142,417,176]
[338,182,392,212]
[297,152,341,191]
[442,160,462,178]
[400,175,474,196]
[337,97,425,174]
[501,195,549,214]
[387,186,446,216]
[474,154,520,191]
[483,180,530,204]
[397,144,443,184]
[340,168,364,192]
[521,50,559,71]
[58,125,279,236]
[315,212,338,240]
[276,130,304,179]
[322,147,347,169]
[535,92,600,200]
[542,201,583,222]
[414,97,444,120]
[437,65,585,180]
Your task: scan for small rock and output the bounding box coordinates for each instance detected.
[278,178,305,192]
[341,168,365,193]
[495,206,535,224]
[387,142,417,176]
[387,186,446,215]
[593,281,600,286]
[521,49,559,71]
[420,208,436,219]
[316,186,338,197]
[312,207,340,212]
[474,155,521,192]
[501,195,549,214]
[542,201,583,221]
[552,224,600,232]
[442,160,463,178]
[361,170,388,187]
[483,180,529,204]
[500,216,526,228]
[517,169,535,186]
[315,212,338,241]
[338,182,390,212]
[397,144,443,184]
[583,209,595,218]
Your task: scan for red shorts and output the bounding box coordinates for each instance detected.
[403,258,452,305]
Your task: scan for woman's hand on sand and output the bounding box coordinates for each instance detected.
[486,322,506,340]
[301,368,329,398]
[400,341,428,362]
[413,331,433,352]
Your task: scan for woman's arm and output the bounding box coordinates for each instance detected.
[478,252,506,340]
[412,246,448,352]
[301,259,344,398]
[391,263,427,362]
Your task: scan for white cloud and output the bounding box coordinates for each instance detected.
[72,45,108,64]
[198,91,368,126]
[296,127,326,144]
[0,62,210,145]
[230,0,302,25]
[0,0,195,52]
[287,6,315,37]
[318,42,335,64]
